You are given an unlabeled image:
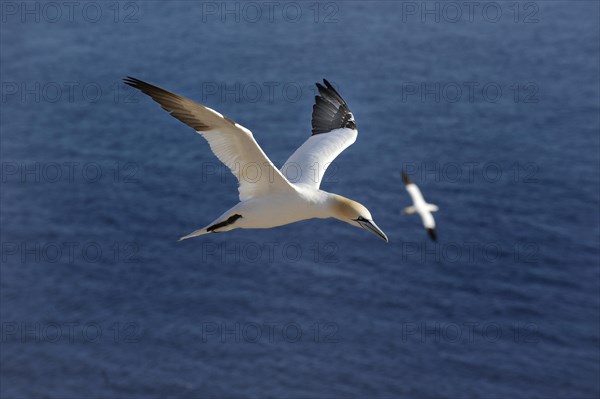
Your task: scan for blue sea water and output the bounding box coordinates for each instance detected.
[1,1,599,398]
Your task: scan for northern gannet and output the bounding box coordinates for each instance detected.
[124,77,388,242]
[401,171,438,241]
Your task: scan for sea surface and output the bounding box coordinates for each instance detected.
[1,1,599,398]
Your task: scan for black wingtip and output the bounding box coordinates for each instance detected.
[123,76,146,90]
[121,77,214,132]
[427,228,437,241]
[311,79,355,135]
[123,76,134,86]
[123,76,159,89]
[402,171,413,185]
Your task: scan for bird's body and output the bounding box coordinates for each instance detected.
[124,77,388,242]
[402,172,439,241]
[181,186,332,238]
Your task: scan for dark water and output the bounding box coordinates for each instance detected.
[1,1,599,397]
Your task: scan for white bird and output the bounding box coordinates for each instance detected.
[401,171,439,241]
[124,77,388,242]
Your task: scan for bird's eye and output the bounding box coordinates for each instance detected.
[354,216,368,222]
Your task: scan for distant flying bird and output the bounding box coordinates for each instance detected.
[401,171,439,241]
[124,77,388,242]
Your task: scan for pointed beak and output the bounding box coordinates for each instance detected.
[358,219,388,242]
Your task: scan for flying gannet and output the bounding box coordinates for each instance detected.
[401,171,438,241]
[124,77,388,242]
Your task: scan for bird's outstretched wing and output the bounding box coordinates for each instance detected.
[124,77,295,201]
[405,181,425,206]
[281,79,358,188]
[401,171,413,186]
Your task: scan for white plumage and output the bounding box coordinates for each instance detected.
[124,77,387,242]
[401,171,439,241]
[282,127,357,187]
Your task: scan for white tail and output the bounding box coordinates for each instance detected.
[178,227,211,241]
[427,204,439,212]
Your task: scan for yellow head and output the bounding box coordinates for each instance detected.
[329,195,388,242]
